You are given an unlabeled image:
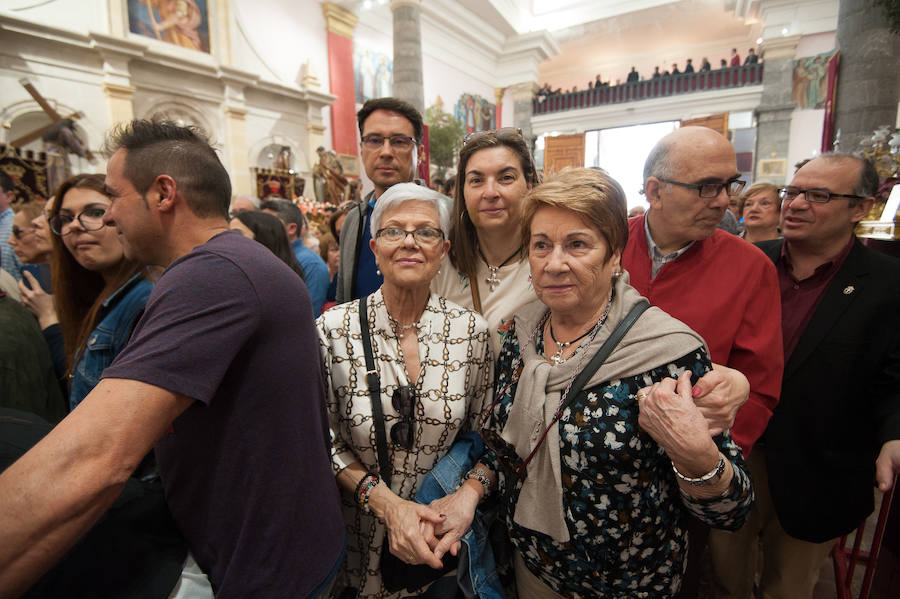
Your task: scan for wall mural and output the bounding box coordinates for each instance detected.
[792,49,838,110]
[128,0,211,53]
[454,93,495,134]
[353,47,393,104]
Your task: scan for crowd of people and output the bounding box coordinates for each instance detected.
[537,47,761,96]
[0,94,898,599]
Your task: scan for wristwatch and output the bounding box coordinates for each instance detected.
[464,467,493,495]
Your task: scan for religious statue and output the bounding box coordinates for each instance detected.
[312,146,347,205]
[275,146,293,171]
[42,118,93,197]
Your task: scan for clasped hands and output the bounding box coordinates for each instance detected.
[381,479,481,569]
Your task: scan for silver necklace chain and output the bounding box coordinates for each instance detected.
[547,294,613,365]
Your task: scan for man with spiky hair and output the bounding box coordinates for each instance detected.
[0,119,345,598]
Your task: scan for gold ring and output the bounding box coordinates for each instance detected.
[636,391,648,403]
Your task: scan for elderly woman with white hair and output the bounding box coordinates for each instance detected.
[316,182,494,598]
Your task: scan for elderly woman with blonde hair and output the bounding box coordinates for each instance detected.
[738,182,782,243]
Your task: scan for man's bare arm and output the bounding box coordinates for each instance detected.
[0,378,193,597]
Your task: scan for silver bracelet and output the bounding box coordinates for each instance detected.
[672,454,726,486]
[464,467,493,495]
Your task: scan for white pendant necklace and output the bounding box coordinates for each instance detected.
[478,247,520,292]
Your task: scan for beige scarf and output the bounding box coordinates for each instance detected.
[500,273,707,542]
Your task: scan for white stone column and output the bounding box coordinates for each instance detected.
[508,82,539,144]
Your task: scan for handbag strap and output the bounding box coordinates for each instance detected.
[358,295,392,487]
[468,270,483,314]
[559,299,650,414]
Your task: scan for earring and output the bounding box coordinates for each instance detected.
[376,268,381,276]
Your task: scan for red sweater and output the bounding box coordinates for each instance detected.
[622,215,783,455]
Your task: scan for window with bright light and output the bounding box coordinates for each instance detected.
[586,121,679,210]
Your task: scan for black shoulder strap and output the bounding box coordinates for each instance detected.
[358,296,392,487]
[561,300,650,413]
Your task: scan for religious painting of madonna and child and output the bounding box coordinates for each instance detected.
[454,94,496,134]
[128,0,211,54]
[792,49,838,110]
[354,46,393,104]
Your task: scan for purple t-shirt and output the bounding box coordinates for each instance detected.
[104,230,344,597]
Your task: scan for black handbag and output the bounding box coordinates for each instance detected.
[358,296,459,594]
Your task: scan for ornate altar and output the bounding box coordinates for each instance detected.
[0,144,49,204]
[251,167,305,199]
[856,126,900,241]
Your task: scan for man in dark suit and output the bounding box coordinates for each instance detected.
[709,154,900,599]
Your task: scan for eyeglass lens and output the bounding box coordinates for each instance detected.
[780,188,831,203]
[50,207,107,235]
[361,135,415,150]
[699,180,745,198]
[377,227,443,245]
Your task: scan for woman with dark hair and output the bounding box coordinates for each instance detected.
[229,210,306,280]
[19,173,152,410]
[431,128,541,353]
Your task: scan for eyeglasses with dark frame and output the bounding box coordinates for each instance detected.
[11,225,37,240]
[360,134,417,152]
[658,177,746,198]
[375,227,444,246]
[49,205,107,236]
[390,385,416,450]
[778,186,866,204]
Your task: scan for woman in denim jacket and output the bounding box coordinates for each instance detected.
[41,173,152,409]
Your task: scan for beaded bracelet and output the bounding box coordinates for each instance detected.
[464,467,493,495]
[355,472,380,512]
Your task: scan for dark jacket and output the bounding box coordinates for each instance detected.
[336,191,374,304]
[756,238,900,542]
[0,293,66,423]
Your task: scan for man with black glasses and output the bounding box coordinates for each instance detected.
[622,126,784,597]
[709,153,900,599]
[336,97,424,302]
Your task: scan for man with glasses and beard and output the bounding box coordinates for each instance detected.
[336,98,425,303]
[622,126,784,597]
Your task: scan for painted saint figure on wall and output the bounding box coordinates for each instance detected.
[454,93,496,134]
[128,0,210,53]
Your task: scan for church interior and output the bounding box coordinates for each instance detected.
[1,1,899,596]
[2,0,898,233]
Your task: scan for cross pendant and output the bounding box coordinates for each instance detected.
[485,268,500,291]
[551,349,565,364]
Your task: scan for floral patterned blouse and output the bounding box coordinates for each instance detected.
[317,290,493,599]
[484,320,754,598]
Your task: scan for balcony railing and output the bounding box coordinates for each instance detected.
[533,63,764,115]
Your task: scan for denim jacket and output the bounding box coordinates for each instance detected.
[413,431,504,599]
[69,274,153,410]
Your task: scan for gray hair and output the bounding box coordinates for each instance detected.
[643,136,675,182]
[231,195,260,209]
[369,183,452,239]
